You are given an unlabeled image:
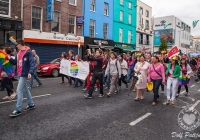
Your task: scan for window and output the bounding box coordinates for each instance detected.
[146,10,149,17]
[139,33,143,44]
[104,3,108,16]
[32,6,42,30]
[103,23,108,39]
[68,14,76,34]
[51,11,60,32]
[145,20,149,30]
[0,0,10,16]
[128,14,132,24]
[120,11,123,22]
[128,2,132,9]
[146,35,149,45]
[90,0,95,11]
[120,0,123,5]
[69,0,76,6]
[128,31,131,44]
[140,7,143,15]
[119,28,123,42]
[90,20,95,38]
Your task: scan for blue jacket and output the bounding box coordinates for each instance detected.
[10,47,35,77]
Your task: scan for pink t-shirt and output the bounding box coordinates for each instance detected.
[17,50,26,75]
[148,63,165,82]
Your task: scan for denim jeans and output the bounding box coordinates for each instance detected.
[16,76,34,111]
[88,72,103,96]
[102,70,107,85]
[126,68,134,83]
[151,79,162,102]
[29,70,42,88]
[106,73,110,87]
[74,78,83,87]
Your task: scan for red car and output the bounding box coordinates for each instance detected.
[37,58,61,77]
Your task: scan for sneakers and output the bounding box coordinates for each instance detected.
[105,86,109,90]
[184,92,188,96]
[10,110,22,117]
[37,83,42,87]
[107,92,111,97]
[160,91,164,94]
[84,94,92,99]
[95,88,99,92]
[98,94,104,98]
[24,104,35,111]
[176,94,179,97]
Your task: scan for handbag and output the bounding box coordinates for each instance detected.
[136,73,143,84]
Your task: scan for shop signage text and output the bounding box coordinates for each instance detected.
[155,20,171,27]
[46,0,54,21]
[94,40,108,45]
[76,16,84,25]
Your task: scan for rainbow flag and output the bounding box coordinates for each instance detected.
[9,36,17,45]
[0,50,15,78]
[136,52,142,56]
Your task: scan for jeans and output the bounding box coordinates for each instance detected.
[16,76,34,111]
[74,78,83,87]
[126,68,134,83]
[2,78,13,96]
[160,84,164,91]
[103,70,107,85]
[61,74,69,82]
[29,70,42,88]
[177,85,188,93]
[118,74,127,86]
[88,72,103,96]
[152,79,162,102]
[167,77,178,101]
[106,73,110,87]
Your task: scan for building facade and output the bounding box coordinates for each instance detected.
[82,0,114,53]
[136,0,152,52]
[0,0,23,47]
[113,0,137,53]
[153,16,191,54]
[23,0,83,64]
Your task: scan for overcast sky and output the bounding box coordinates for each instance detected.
[140,0,200,36]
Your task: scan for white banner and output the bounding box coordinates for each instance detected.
[60,60,89,80]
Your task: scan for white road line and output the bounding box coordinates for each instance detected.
[0,94,51,105]
[198,89,200,92]
[177,99,190,105]
[129,113,152,126]
[189,100,200,111]
[190,85,195,88]
[180,90,186,95]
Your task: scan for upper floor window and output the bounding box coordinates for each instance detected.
[104,2,108,16]
[145,20,149,30]
[51,11,60,32]
[90,0,95,11]
[69,0,76,6]
[68,14,76,34]
[140,7,143,15]
[32,6,42,30]
[128,2,132,9]
[146,10,149,17]
[103,23,108,40]
[90,20,95,38]
[120,0,123,5]
[128,14,132,24]
[0,0,10,17]
[120,11,123,22]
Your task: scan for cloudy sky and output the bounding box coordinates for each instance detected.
[140,0,200,36]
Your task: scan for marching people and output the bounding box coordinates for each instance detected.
[74,55,83,88]
[67,50,75,86]
[9,39,35,117]
[148,56,165,106]
[176,58,192,97]
[84,49,104,99]
[134,55,150,101]
[165,56,181,105]
[105,51,121,97]
[118,54,128,91]
[60,52,70,84]
[159,58,167,94]
[28,50,42,88]
[126,56,135,83]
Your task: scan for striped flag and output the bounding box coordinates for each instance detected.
[193,20,199,28]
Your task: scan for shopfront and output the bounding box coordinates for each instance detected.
[114,42,136,54]
[24,30,84,64]
[0,18,22,47]
[84,37,114,54]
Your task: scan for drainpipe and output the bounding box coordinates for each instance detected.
[21,0,24,39]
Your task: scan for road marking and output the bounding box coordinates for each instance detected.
[190,85,195,88]
[185,96,195,102]
[129,113,152,126]
[198,89,200,92]
[0,94,51,105]
[189,100,200,111]
[177,98,190,105]
[180,90,186,95]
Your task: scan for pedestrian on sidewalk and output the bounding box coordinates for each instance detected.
[148,56,165,106]
[9,39,35,117]
[28,50,42,88]
[165,56,181,105]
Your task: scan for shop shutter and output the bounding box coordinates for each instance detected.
[29,43,78,64]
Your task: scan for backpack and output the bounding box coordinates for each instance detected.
[109,59,119,73]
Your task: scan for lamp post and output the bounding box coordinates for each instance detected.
[78,39,81,55]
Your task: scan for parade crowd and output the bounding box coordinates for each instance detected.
[1,38,200,117]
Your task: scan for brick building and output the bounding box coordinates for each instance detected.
[0,0,23,47]
[23,0,84,64]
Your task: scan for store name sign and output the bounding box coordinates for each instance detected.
[76,16,84,25]
[53,35,80,41]
[94,40,108,45]
[155,20,171,27]
[177,22,181,29]
[46,0,54,21]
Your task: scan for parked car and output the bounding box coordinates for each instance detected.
[37,58,61,77]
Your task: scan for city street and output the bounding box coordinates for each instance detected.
[0,77,200,140]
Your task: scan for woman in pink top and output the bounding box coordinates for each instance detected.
[148,56,165,106]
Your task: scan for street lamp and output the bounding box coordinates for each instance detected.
[78,39,81,55]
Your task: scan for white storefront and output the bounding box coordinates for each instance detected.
[153,15,191,53]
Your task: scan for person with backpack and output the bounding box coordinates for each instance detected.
[105,51,121,97]
[148,56,165,106]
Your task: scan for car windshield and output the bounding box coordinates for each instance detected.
[50,58,61,64]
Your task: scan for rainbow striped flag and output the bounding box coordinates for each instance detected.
[9,36,17,45]
[0,50,15,78]
[136,52,142,56]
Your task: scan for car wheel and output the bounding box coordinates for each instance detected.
[51,69,59,77]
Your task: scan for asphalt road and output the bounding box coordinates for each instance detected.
[0,77,200,140]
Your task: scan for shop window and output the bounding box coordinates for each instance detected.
[0,0,10,17]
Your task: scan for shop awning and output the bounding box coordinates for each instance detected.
[87,44,114,49]
[115,46,135,52]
